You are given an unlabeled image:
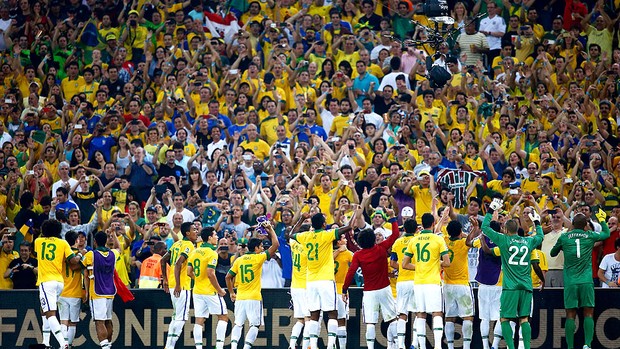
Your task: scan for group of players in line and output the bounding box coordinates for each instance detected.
[32,197,608,349]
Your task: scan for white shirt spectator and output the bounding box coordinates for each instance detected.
[599,252,620,288]
[378,72,411,92]
[166,207,195,226]
[261,253,285,288]
[479,14,506,50]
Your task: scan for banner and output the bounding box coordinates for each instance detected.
[0,289,619,348]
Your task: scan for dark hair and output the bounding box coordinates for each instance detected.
[421,213,435,229]
[404,219,418,234]
[357,228,376,249]
[311,213,326,230]
[573,213,587,230]
[248,237,262,252]
[94,231,108,247]
[446,220,462,238]
[41,219,62,238]
[181,222,193,237]
[200,227,215,241]
[65,231,78,246]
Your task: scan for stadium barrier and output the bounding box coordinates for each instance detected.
[0,288,619,348]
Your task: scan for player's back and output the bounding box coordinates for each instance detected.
[560,230,600,285]
[167,239,195,289]
[444,236,474,285]
[334,249,353,294]
[35,237,73,285]
[61,247,83,298]
[294,229,337,282]
[189,245,218,295]
[230,252,269,301]
[392,234,415,282]
[405,231,448,285]
[290,240,308,289]
[496,235,537,291]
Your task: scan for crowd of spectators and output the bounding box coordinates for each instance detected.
[0,0,620,291]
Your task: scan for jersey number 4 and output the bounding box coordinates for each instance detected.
[508,246,529,266]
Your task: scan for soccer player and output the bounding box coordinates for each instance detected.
[226,221,279,349]
[550,210,610,349]
[390,219,418,349]
[481,198,543,349]
[443,218,480,349]
[83,231,120,349]
[342,208,400,349]
[187,227,228,349]
[292,212,356,349]
[59,231,85,348]
[333,234,353,349]
[35,219,81,349]
[477,219,504,349]
[289,237,309,349]
[402,212,451,349]
[161,222,198,349]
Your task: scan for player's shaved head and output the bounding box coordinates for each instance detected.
[504,219,519,234]
[573,213,588,230]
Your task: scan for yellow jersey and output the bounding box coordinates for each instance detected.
[82,248,119,299]
[391,233,416,282]
[188,243,219,295]
[444,237,480,286]
[35,237,76,286]
[531,249,548,288]
[412,186,433,222]
[61,247,83,298]
[0,249,19,289]
[61,76,86,101]
[167,238,195,290]
[293,229,339,282]
[228,251,269,301]
[290,240,307,289]
[404,230,449,285]
[334,249,353,294]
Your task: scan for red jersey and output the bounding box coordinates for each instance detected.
[342,219,400,293]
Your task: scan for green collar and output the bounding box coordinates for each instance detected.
[95,246,110,252]
[420,229,433,234]
[201,243,216,250]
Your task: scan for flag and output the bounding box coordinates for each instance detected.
[436,168,486,208]
[203,11,241,43]
[19,219,34,243]
[114,270,134,303]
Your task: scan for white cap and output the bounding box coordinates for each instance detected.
[401,206,414,218]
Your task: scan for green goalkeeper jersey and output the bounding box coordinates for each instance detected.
[550,222,610,286]
[482,214,544,291]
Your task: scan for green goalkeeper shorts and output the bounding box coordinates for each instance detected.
[500,289,532,319]
[564,284,595,309]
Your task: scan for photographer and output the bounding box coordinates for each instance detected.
[4,241,38,289]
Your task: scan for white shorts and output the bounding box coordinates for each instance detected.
[171,290,191,321]
[336,293,349,320]
[193,293,227,318]
[234,300,263,327]
[413,284,443,314]
[58,297,81,322]
[443,284,475,318]
[362,286,398,323]
[291,288,310,319]
[306,280,337,312]
[478,284,502,321]
[39,281,64,313]
[90,298,113,321]
[396,281,416,314]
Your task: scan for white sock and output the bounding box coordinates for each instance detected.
[100,339,110,348]
[412,320,419,349]
[462,320,473,349]
[168,320,185,349]
[302,321,310,349]
[47,316,67,347]
[518,326,524,349]
[492,322,502,349]
[480,319,490,349]
[308,320,319,349]
[243,326,259,349]
[415,317,427,349]
[290,321,304,349]
[337,326,347,349]
[230,325,243,349]
[61,324,68,343]
[388,321,398,349]
[366,323,376,349]
[387,323,394,349]
[216,320,227,349]
[397,318,407,349]
[445,321,455,349]
[42,316,51,346]
[432,316,443,349]
[68,326,77,345]
[327,319,338,349]
[193,324,203,349]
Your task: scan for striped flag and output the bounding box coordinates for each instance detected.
[436,168,486,208]
[203,11,241,43]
